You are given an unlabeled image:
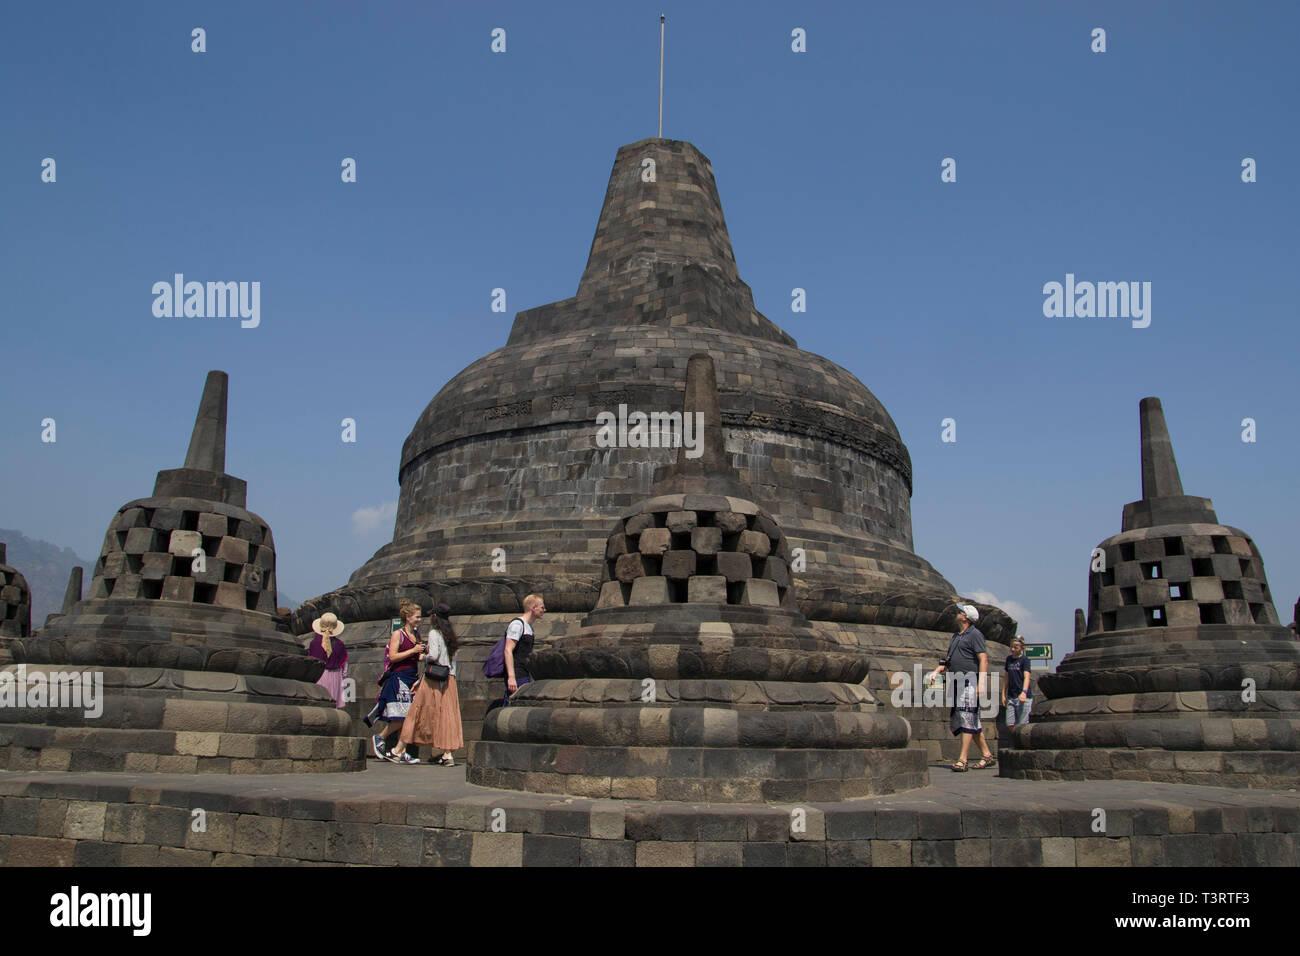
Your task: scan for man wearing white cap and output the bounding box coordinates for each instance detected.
[926,603,995,771]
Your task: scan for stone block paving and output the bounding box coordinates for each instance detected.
[1,764,1296,867]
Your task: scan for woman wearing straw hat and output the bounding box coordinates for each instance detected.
[307,612,349,709]
[389,604,464,767]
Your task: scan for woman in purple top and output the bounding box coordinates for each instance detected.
[307,612,349,708]
[365,599,425,762]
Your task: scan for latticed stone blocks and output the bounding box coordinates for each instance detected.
[0,545,32,642]
[598,496,794,608]
[90,500,276,614]
[1089,528,1279,633]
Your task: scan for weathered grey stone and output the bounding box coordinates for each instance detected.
[638,528,672,555]
[715,552,752,582]
[740,579,780,607]
[169,530,203,557]
[614,553,647,583]
[715,512,747,535]
[629,577,671,606]
[690,526,721,555]
[595,580,625,609]
[666,511,697,534]
[736,531,771,558]
[687,576,727,604]
[661,551,697,580]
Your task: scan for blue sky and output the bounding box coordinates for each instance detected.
[2,2,1296,658]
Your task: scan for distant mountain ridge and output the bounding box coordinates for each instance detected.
[0,528,298,623]
[0,528,93,626]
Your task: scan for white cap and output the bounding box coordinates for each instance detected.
[955,603,980,622]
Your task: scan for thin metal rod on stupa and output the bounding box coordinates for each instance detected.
[1138,396,1185,499]
[183,370,229,473]
[658,14,665,138]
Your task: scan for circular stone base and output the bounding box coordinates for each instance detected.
[484,701,910,749]
[0,664,364,773]
[0,723,364,773]
[1029,690,1300,723]
[467,740,929,801]
[997,746,1299,789]
[1006,716,1300,752]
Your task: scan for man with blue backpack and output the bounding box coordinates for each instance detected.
[483,594,546,713]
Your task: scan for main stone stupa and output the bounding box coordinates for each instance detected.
[297,138,1016,757]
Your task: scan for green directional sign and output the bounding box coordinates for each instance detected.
[1023,644,1052,660]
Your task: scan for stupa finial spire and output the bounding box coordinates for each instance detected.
[651,352,753,498]
[184,370,228,473]
[1138,396,1184,499]
[674,353,728,474]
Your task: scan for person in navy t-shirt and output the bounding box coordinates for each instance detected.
[1003,636,1033,727]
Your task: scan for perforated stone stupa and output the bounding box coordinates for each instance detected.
[0,544,32,666]
[0,372,363,774]
[297,138,1016,758]
[1000,398,1300,787]
[468,355,928,801]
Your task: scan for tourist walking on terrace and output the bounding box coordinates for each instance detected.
[365,599,425,761]
[389,604,464,766]
[926,603,995,772]
[307,612,349,708]
[484,593,546,713]
[1003,635,1033,728]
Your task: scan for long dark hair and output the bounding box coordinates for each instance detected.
[432,604,458,658]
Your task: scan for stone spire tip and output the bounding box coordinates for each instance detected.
[1138,396,1184,500]
[184,370,229,474]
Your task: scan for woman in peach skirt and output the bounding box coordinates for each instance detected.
[391,604,463,766]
